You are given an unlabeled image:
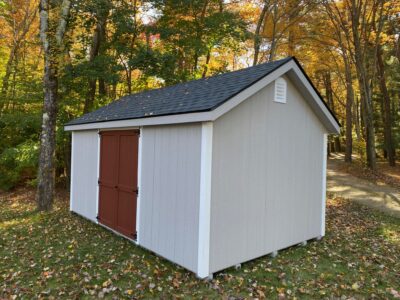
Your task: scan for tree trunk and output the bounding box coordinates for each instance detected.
[268,1,279,62]
[253,1,269,66]
[84,79,97,114]
[376,44,395,166]
[37,0,71,211]
[99,78,107,96]
[354,96,361,142]
[83,14,107,113]
[202,48,211,78]
[350,0,376,170]
[343,54,354,163]
[1,47,17,105]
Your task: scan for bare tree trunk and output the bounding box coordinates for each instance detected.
[350,0,376,170]
[354,96,361,142]
[323,72,341,152]
[202,48,211,78]
[253,1,269,66]
[83,13,107,113]
[37,0,71,211]
[126,68,132,94]
[193,0,209,73]
[343,54,354,162]
[1,47,17,100]
[268,1,279,62]
[376,44,395,166]
[84,79,97,113]
[99,78,107,96]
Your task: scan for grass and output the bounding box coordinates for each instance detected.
[1,189,400,299]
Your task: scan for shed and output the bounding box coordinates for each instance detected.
[65,57,340,279]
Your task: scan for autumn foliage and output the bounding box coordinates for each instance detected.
[0,0,399,196]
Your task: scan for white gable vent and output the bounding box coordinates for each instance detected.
[274,77,287,103]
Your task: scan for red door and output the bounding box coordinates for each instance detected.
[98,130,139,239]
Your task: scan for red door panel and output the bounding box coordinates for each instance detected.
[116,190,137,237]
[98,185,118,228]
[98,130,139,239]
[99,135,119,186]
[118,134,138,190]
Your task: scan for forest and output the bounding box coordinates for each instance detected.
[0,0,399,207]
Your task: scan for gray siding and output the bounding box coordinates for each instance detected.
[209,76,326,273]
[139,123,202,273]
[70,130,99,222]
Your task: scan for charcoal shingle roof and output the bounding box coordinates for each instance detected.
[66,57,293,126]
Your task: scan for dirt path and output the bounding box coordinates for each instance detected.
[327,158,400,218]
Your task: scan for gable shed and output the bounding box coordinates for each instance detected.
[65,57,340,278]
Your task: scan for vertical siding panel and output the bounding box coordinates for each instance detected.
[70,130,99,222]
[210,77,326,273]
[140,124,201,272]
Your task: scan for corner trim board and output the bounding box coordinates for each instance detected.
[70,132,75,211]
[197,121,213,278]
[321,133,328,236]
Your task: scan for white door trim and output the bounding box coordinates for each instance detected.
[95,130,101,223]
[136,127,143,244]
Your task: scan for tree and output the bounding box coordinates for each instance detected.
[323,1,355,162]
[0,0,37,113]
[36,0,71,211]
[253,0,269,66]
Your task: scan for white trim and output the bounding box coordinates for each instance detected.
[210,62,293,120]
[197,121,213,278]
[64,60,340,134]
[95,130,100,224]
[288,64,340,134]
[64,113,208,131]
[136,127,143,245]
[70,132,75,211]
[98,126,139,132]
[320,133,328,236]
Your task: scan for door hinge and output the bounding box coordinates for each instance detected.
[98,179,101,184]
[96,215,100,220]
[134,188,139,195]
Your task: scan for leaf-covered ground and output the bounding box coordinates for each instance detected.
[1,189,399,299]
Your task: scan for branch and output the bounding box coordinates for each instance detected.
[56,0,71,47]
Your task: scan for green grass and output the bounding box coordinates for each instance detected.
[1,190,399,299]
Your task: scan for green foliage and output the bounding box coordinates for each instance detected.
[0,140,39,190]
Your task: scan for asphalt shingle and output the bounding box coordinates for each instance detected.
[66,57,292,126]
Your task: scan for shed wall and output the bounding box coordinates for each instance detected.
[70,130,99,221]
[139,123,202,273]
[209,76,327,273]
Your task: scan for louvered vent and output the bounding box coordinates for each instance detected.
[274,77,287,103]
